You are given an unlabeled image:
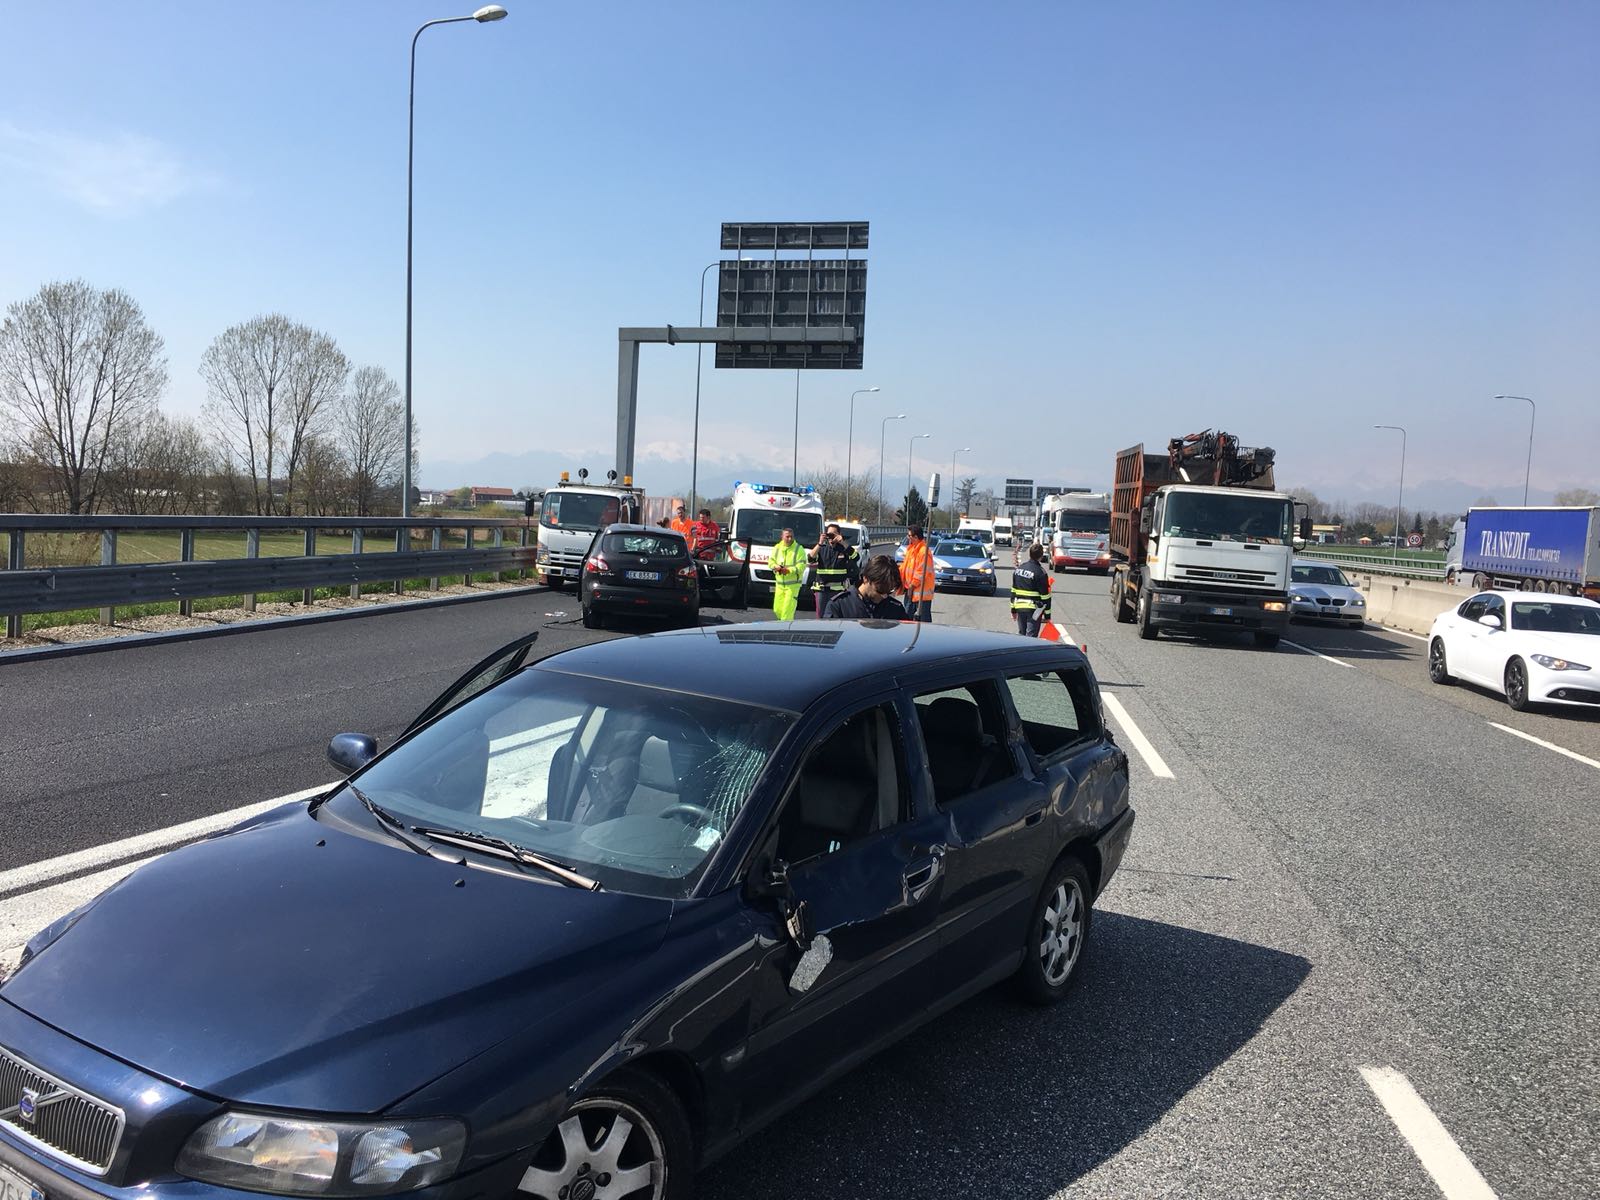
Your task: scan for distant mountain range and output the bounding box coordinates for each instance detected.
[426,447,1578,516]
[423,446,838,500]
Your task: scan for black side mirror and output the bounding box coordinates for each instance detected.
[1299,516,1313,541]
[327,732,379,774]
[1139,509,1153,536]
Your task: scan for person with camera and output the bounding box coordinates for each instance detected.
[807,522,860,618]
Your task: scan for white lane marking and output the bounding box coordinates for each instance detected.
[1100,693,1175,780]
[1282,638,1356,668]
[1380,624,1430,643]
[0,784,329,897]
[1488,722,1600,772]
[1359,1066,1499,1200]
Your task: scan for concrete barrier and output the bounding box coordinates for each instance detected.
[1347,572,1464,636]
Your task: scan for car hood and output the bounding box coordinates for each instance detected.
[1290,583,1361,600]
[1520,631,1600,665]
[2,805,672,1112]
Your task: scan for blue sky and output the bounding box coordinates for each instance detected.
[2,0,1596,508]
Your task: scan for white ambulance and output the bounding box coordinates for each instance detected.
[729,482,825,599]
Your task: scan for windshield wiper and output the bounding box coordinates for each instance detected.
[347,783,438,858]
[413,826,603,891]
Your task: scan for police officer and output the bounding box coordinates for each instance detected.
[808,522,860,618]
[1011,542,1053,636]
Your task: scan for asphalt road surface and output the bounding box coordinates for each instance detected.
[2,573,1596,1199]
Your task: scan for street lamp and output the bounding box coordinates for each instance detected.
[1374,425,1407,550]
[403,4,509,519]
[950,446,973,530]
[1494,395,1536,506]
[689,260,718,513]
[845,387,880,519]
[907,433,931,520]
[878,414,906,525]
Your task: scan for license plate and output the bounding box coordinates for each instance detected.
[563,567,579,577]
[0,1162,45,1200]
[1209,606,1233,616]
[625,570,661,582]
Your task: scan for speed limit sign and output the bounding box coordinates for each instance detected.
[1406,532,1424,549]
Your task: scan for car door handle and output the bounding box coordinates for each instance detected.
[903,847,946,902]
[1024,807,1045,827]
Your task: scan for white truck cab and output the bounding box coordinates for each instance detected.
[992,516,1014,546]
[534,470,643,589]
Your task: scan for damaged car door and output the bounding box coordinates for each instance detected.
[735,696,948,1126]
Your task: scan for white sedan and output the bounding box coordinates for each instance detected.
[1428,590,1600,711]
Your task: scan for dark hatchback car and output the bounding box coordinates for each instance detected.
[580,524,699,630]
[0,623,1133,1200]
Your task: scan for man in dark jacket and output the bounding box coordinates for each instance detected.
[1010,541,1053,635]
[825,555,910,620]
[808,522,861,618]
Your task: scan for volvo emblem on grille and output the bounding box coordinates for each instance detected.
[17,1087,39,1123]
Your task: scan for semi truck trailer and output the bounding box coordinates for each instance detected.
[1445,507,1600,598]
[1109,430,1309,648]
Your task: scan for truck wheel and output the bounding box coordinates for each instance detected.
[1473,572,1490,590]
[1112,575,1135,624]
[544,573,564,591]
[1253,631,1280,649]
[1137,589,1159,639]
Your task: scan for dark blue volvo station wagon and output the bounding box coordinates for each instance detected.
[0,622,1133,1200]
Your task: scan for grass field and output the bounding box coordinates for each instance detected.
[1308,544,1445,563]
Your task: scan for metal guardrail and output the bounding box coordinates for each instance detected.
[1,515,536,639]
[1298,548,1448,581]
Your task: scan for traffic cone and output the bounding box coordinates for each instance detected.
[1039,620,1061,641]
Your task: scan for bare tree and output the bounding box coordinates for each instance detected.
[337,365,411,515]
[200,314,348,515]
[798,467,883,523]
[101,412,215,514]
[295,434,349,516]
[0,280,167,513]
[1554,487,1600,507]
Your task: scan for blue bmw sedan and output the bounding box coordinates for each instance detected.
[0,623,1133,1200]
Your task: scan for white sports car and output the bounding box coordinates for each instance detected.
[1289,560,1367,625]
[1428,590,1600,711]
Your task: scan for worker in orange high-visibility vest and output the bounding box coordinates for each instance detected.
[669,502,694,540]
[899,524,937,623]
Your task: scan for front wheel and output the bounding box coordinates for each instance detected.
[1137,588,1159,639]
[581,606,604,630]
[519,1067,691,1200]
[1014,856,1093,1005]
[1505,657,1532,711]
[1428,637,1454,685]
[543,573,565,591]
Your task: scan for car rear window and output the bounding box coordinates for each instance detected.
[1002,669,1102,760]
[602,532,687,557]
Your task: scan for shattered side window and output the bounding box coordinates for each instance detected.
[773,705,908,866]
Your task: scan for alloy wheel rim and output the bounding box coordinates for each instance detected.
[1039,880,1084,986]
[1508,662,1526,705]
[519,1098,664,1200]
[1430,641,1445,677]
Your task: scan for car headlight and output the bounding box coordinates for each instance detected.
[1348,594,1365,605]
[1531,654,1590,672]
[178,1112,466,1196]
[977,564,992,573]
[1290,592,1309,602]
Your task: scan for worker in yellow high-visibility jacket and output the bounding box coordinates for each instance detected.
[768,527,807,621]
